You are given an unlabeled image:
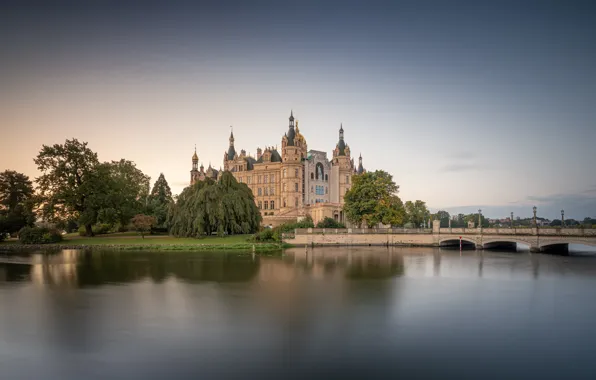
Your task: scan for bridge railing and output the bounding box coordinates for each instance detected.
[293,228,433,235]
[439,227,596,236]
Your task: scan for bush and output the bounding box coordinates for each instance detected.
[19,226,63,244]
[316,217,346,229]
[78,223,113,236]
[251,228,275,242]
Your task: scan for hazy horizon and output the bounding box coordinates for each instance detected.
[1,0,595,220]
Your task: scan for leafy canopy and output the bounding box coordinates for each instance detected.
[344,170,405,227]
[0,170,36,235]
[404,200,430,227]
[167,171,261,237]
[34,138,150,235]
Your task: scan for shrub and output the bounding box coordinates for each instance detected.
[19,226,63,244]
[251,228,275,242]
[78,223,113,236]
[316,217,346,229]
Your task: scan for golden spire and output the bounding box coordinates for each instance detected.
[192,145,198,161]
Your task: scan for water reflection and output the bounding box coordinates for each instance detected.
[2,248,596,380]
[2,247,596,288]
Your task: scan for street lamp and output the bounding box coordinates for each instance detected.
[561,209,565,227]
[478,209,482,228]
[533,206,537,227]
[511,212,514,228]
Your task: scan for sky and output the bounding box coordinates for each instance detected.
[1,0,595,220]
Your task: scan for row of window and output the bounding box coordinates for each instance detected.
[258,201,275,210]
[311,172,329,181]
[238,174,276,184]
[257,187,276,196]
[315,185,326,195]
[238,172,350,184]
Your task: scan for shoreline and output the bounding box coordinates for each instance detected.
[0,242,287,252]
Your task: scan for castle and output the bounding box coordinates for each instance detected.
[190,111,366,227]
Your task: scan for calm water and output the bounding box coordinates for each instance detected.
[1,247,596,380]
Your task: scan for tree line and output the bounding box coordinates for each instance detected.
[1,138,261,241]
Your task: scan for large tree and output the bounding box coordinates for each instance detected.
[102,159,150,227]
[344,170,405,228]
[405,200,430,227]
[147,173,173,228]
[34,139,150,236]
[34,139,101,236]
[0,170,36,235]
[167,171,261,237]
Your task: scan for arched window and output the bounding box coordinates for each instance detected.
[325,174,328,181]
[311,172,314,180]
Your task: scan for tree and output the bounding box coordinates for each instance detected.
[405,200,430,227]
[167,171,261,237]
[147,173,173,228]
[34,139,151,236]
[433,210,451,227]
[35,139,101,236]
[0,170,36,235]
[131,214,156,238]
[343,170,405,227]
[102,159,150,228]
[462,213,489,228]
[316,217,346,229]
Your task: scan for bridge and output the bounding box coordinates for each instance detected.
[285,221,596,253]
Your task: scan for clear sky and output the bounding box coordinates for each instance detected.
[1,0,595,220]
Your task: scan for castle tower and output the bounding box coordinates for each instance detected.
[223,128,237,170]
[332,124,354,204]
[190,146,199,185]
[281,110,307,210]
[357,153,365,174]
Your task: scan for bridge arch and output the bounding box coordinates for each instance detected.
[439,237,476,247]
[481,238,533,251]
[539,240,596,249]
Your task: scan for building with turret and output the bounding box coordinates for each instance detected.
[190,111,366,227]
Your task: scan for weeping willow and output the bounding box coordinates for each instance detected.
[167,172,262,237]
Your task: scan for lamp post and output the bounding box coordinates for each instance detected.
[533,206,537,227]
[511,212,514,228]
[478,209,482,228]
[561,209,565,227]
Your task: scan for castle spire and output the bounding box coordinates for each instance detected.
[192,145,198,170]
[286,110,296,145]
[358,154,364,174]
[227,126,236,160]
[337,123,346,155]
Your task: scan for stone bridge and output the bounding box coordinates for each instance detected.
[285,221,596,253]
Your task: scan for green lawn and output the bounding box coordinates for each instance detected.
[0,233,286,251]
[64,233,252,246]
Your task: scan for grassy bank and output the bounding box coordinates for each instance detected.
[0,233,287,252]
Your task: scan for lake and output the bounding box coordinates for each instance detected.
[1,247,596,380]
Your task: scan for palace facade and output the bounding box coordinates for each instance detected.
[190,111,366,227]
